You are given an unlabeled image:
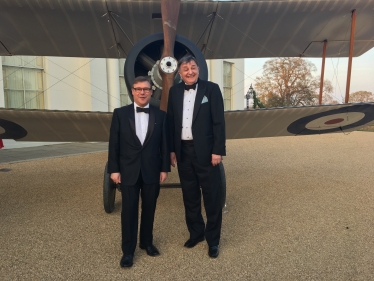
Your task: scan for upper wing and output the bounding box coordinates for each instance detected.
[0,0,373,59]
[1,103,373,142]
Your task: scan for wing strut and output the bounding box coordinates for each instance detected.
[108,12,134,48]
[345,9,356,104]
[104,2,125,57]
[195,4,220,55]
[0,41,12,56]
[319,40,328,105]
[104,1,134,57]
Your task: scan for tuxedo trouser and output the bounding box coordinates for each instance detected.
[177,141,222,247]
[120,173,160,255]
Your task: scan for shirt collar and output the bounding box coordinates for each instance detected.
[134,102,150,110]
[184,78,199,86]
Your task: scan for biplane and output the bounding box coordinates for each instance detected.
[1,0,374,212]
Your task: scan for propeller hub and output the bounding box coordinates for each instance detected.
[159,56,178,74]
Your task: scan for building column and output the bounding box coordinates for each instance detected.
[106,59,121,111]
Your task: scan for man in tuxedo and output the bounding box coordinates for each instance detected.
[167,55,226,258]
[108,76,170,268]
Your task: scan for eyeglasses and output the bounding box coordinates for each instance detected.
[132,87,152,93]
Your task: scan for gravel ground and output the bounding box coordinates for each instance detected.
[1,131,374,281]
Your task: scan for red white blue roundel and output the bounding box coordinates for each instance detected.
[0,118,28,140]
[287,104,374,135]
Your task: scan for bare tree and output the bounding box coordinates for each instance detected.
[349,91,374,102]
[254,58,335,107]
[321,80,339,105]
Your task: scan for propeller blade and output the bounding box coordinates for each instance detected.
[159,0,181,112]
[161,0,180,58]
[138,52,156,70]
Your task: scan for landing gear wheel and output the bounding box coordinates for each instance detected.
[103,162,117,214]
[219,162,226,209]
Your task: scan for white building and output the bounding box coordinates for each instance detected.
[1,55,245,111]
[1,56,245,148]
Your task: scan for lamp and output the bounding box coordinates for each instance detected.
[245,84,254,110]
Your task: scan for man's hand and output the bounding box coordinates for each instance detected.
[211,154,222,166]
[160,172,168,183]
[170,152,177,167]
[110,172,121,184]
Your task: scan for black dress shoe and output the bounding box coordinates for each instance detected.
[120,255,133,268]
[208,246,219,258]
[139,244,160,256]
[184,237,204,248]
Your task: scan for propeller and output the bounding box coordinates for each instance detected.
[159,0,181,112]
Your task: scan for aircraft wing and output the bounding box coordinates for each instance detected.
[0,109,112,142]
[0,0,373,59]
[1,103,373,142]
[225,103,374,139]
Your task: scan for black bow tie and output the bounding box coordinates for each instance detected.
[136,107,149,113]
[184,82,197,91]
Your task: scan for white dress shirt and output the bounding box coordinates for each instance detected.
[134,102,149,145]
[181,84,198,140]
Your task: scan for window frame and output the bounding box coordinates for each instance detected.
[2,56,45,109]
[223,61,233,110]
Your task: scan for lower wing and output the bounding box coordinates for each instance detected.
[1,103,373,142]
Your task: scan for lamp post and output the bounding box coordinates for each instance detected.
[245,84,254,110]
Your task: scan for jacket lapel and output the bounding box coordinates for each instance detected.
[127,104,142,146]
[192,80,205,123]
[143,105,155,147]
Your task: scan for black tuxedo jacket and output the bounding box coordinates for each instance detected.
[108,104,170,186]
[167,79,226,166]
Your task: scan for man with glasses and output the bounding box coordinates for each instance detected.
[108,76,170,268]
[167,56,226,258]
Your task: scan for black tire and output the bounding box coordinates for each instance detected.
[219,162,226,209]
[103,162,117,213]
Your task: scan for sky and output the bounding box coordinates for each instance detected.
[243,47,374,104]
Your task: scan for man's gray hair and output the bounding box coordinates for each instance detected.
[178,55,199,69]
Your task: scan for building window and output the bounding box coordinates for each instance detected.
[119,58,131,106]
[2,56,44,109]
[223,61,232,110]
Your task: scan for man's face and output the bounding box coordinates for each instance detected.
[132,81,152,107]
[178,60,200,85]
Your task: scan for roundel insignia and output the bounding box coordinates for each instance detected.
[0,118,28,140]
[287,104,374,135]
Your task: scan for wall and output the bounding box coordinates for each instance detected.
[90,59,109,112]
[0,63,4,108]
[230,59,245,110]
[1,56,245,111]
[45,57,98,111]
[208,59,245,110]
